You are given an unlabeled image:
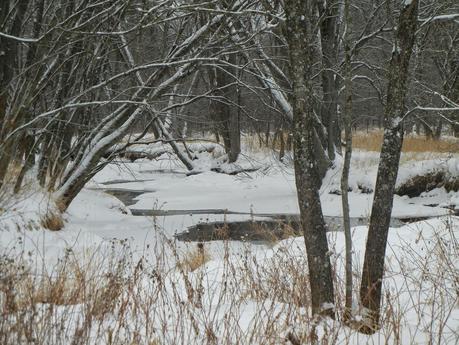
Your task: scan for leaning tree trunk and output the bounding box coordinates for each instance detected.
[359,0,419,333]
[55,56,197,210]
[285,0,335,318]
[118,33,195,171]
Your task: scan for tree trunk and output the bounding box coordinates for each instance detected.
[449,60,459,137]
[285,0,335,318]
[14,134,36,193]
[0,0,29,190]
[0,0,10,126]
[423,122,434,139]
[279,128,285,161]
[433,119,443,140]
[228,54,241,162]
[341,0,353,321]
[54,19,212,210]
[227,13,331,174]
[359,0,419,333]
[318,0,340,161]
[12,0,45,193]
[209,55,240,163]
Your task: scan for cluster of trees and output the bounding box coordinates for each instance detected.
[286,0,458,334]
[0,0,458,335]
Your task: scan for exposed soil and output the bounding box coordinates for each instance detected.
[175,216,406,243]
[396,171,459,198]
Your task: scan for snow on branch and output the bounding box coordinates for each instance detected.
[420,13,459,23]
[0,31,39,43]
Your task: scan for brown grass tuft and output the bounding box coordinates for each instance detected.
[1,255,119,312]
[22,268,86,307]
[180,243,211,272]
[251,222,279,245]
[352,130,459,153]
[250,221,298,246]
[40,211,64,230]
[4,162,23,183]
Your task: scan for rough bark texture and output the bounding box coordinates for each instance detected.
[318,0,340,161]
[285,0,335,318]
[359,0,419,333]
[341,0,353,320]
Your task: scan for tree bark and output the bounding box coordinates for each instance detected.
[285,0,335,318]
[210,55,240,163]
[341,0,353,321]
[318,0,341,161]
[13,0,45,193]
[450,60,459,137]
[0,0,29,189]
[359,0,419,333]
[0,0,10,126]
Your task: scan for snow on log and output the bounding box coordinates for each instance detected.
[395,160,459,197]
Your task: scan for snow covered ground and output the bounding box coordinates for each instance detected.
[0,144,458,344]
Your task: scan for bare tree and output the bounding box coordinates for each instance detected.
[0,1,259,210]
[341,0,354,321]
[284,0,335,319]
[359,0,420,333]
[0,0,29,189]
[318,0,341,161]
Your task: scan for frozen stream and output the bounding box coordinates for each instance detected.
[99,181,412,243]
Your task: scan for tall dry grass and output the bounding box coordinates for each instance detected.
[1,219,457,345]
[352,130,459,153]
[242,130,459,158]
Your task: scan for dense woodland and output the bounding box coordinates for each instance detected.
[1,0,458,336]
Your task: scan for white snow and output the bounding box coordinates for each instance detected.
[1,142,458,344]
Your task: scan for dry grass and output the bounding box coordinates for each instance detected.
[251,222,280,246]
[250,221,298,246]
[244,130,459,157]
[179,243,211,272]
[352,130,459,153]
[4,162,23,184]
[40,211,64,230]
[1,248,125,314]
[241,131,292,155]
[1,219,457,345]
